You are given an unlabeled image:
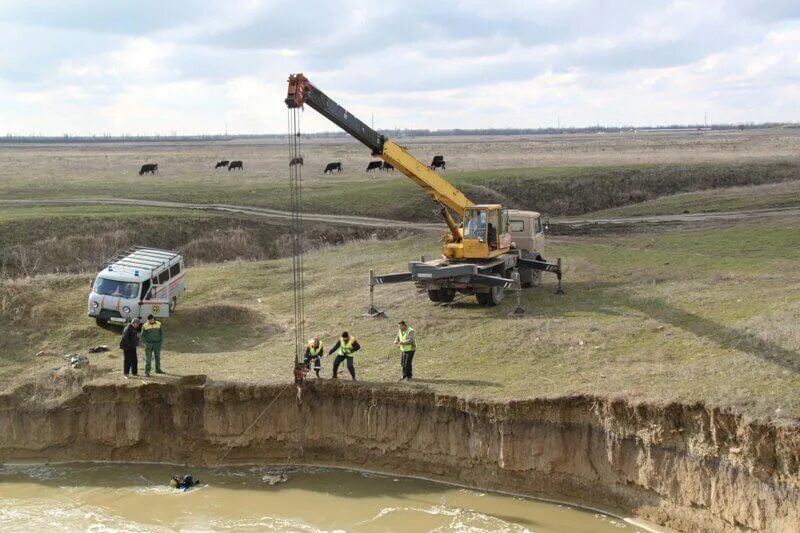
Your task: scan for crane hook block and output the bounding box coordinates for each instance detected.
[286,73,309,108]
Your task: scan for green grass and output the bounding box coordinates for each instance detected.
[1,140,798,220]
[3,219,799,420]
[587,180,800,217]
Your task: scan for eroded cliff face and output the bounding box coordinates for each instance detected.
[1,374,798,532]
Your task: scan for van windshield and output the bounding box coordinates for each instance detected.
[94,277,140,299]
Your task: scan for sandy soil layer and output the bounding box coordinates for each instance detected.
[1,371,797,532]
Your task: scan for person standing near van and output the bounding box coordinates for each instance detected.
[119,318,141,378]
[142,314,164,376]
[393,320,416,381]
[328,331,360,381]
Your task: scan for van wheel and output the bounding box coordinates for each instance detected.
[437,288,455,303]
[169,297,177,312]
[95,318,108,327]
[427,289,441,303]
[477,286,504,306]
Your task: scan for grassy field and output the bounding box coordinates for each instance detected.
[2,131,799,421]
[3,218,798,420]
[588,180,800,218]
[1,131,799,221]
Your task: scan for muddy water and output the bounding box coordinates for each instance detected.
[0,463,641,532]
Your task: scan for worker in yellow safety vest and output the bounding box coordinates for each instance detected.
[327,331,361,381]
[304,338,325,378]
[393,320,416,381]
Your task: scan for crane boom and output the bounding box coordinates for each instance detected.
[285,72,564,307]
[286,74,474,217]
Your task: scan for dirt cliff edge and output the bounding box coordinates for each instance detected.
[1,375,798,532]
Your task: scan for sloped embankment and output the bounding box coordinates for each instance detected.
[0,374,798,531]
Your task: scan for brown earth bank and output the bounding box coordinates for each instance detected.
[1,371,798,532]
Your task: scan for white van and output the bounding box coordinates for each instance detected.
[88,247,186,326]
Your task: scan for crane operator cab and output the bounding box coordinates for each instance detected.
[449,205,511,260]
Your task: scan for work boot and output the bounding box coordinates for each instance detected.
[156,369,165,374]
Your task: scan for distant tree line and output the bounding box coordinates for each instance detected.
[1,122,795,144]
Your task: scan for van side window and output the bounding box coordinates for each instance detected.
[509,220,524,233]
[169,263,181,277]
[536,218,543,234]
[158,270,170,284]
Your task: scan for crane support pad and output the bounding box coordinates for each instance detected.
[373,272,413,285]
[518,257,562,275]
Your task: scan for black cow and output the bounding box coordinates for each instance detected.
[366,161,382,172]
[139,163,158,175]
[381,162,394,171]
[215,160,230,169]
[324,162,342,174]
[430,155,446,171]
[228,160,243,171]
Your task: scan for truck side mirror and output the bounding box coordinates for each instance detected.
[544,219,550,232]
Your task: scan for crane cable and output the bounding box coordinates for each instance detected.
[288,106,307,399]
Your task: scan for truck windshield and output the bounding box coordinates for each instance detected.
[94,277,140,299]
[463,209,487,241]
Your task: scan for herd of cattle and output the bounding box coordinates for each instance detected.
[138,155,445,176]
[324,155,446,174]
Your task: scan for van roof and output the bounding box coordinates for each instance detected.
[100,247,182,279]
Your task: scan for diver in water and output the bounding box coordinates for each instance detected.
[169,474,200,490]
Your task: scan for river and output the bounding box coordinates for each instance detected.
[0,463,644,532]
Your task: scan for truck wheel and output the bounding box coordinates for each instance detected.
[427,289,441,302]
[478,286,504,306]
[437,288,455,302]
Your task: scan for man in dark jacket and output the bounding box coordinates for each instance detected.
[328,331,361,381]
[119,318,141,378]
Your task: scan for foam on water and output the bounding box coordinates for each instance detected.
[0,463,637,532]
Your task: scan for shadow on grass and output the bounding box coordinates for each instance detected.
[529,279,800,373]
[624,294,800,373]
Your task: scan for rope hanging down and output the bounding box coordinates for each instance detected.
[288,107,307,397]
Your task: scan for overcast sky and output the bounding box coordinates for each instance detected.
[1,0,799,135]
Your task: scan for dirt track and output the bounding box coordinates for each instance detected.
[2,197,799,232]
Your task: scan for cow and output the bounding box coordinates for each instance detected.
[381,162,394,171]
[430,155,446,171]
[366,161,382,172]
[324,162,342,174]
[138,163,158,175]
[215,160,230,169]
[228,160,244,171]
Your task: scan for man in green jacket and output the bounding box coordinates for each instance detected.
[141,314,164,376]
[394,320,416,381]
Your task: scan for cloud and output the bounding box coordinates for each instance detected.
[0,0,798,135]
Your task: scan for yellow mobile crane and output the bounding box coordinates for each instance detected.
[286,73,562,308]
